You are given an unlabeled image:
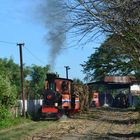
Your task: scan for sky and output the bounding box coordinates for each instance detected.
[0,0,102,81]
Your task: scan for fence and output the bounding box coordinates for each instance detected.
[18,99,43,116]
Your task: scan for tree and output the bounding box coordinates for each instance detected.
[27,65,50,98]
[66,0,140,63]
[0,58,21,121]
[82,35,139,81]
[0,74,17,121]
[102,35,140,75]
[0,58,21,96]
[0,75,16,107]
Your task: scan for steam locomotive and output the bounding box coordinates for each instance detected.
[39,73,80,119]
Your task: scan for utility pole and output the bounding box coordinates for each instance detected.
[64,66,70,79]
[17,43,25,117]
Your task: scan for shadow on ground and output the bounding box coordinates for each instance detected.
[79,132,140,140]
[102,118,140,125]
[108,132,140,139]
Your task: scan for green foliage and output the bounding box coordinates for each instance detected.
[0,75,17,127]
[0,57,51,128]
[0,76,11,99]
[0,106,16,128]
[82,35,139,82]
[0,75,16,106]
[67,1,140,77]
[0,58,19,82]
[0,106,12,120]
[0,115,31,129]
[27,65,50,98]
[0,57,50,100]
[0,58,19,127]
[0,58,20,95]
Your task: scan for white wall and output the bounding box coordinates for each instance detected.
[18,100,43,115]
[130,84,140,92]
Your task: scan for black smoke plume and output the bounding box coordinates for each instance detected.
[37,0,67,70]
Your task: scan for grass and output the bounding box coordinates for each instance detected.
[0,117,31,130]
[0,119,56,140]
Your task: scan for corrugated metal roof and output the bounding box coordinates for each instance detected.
[104,76,136,83]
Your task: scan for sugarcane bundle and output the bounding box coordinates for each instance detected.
[73,84,89,112]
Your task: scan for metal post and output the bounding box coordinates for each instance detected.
[64,66,70,79]
[17,43,25,117]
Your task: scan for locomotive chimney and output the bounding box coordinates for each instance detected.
[47,73,56,83]
[46,73,56,90]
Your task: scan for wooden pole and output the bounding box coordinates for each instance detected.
[17,43,25,117]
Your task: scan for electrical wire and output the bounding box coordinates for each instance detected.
[0,40,17,45]
[23,46,46,65]
[0,40,46,66]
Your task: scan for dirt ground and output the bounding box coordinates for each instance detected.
[0,108,139,140]
[30,108,140,140]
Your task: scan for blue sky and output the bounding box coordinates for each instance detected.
[0,0,102,81]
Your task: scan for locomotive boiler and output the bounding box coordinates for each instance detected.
[39,73,80,119]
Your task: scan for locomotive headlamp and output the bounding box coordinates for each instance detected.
[55,103,58,107]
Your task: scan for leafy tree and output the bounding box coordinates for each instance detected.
[82,35,139,81]
[0,58,34,100]
[101,35,140,75]
[0,74,17,121]
[0,75,12,106]
[0,58,21,94]
[0,75,17,107]
[0,58,21,121]
[27,65,50,98]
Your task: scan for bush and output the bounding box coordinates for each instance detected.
[0,114,32,129]
[0,75,17,128]
[0,75,17,106]
[0,106,12,120]
[0,105,31,129]
[0,106,13,128]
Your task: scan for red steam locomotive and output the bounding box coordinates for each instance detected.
[39,73,80,119]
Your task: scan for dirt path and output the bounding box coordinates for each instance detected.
[0,108,139,140]
[31,108,140,140]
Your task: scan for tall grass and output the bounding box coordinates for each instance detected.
[0,106,31,129]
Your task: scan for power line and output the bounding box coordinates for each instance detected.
[23,46,46,65]
[0,40,17,45]
[0,40,46,66]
